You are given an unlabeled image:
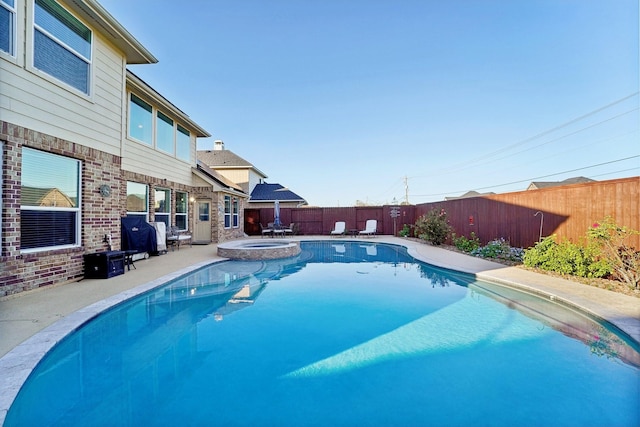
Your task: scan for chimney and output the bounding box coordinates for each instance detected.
[213,140,225,151]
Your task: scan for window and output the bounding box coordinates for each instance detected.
[33,0,92,94]
[126,181,148,220]
[175,191,188,230]
[224,195,231,228]
[156,111,174,154]
[1,0,15,56]
[176,125,190,161]
[154,188,170,226]
[129,94,153,144]
[21,148,81,251]
[232,198,239,228]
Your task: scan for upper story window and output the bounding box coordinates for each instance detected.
[176,125,191,161]
[21,147,81,251]
[156,111,174,154]
[128,92,192,162]
[0,0,15,56]
[33,0,92,95]
[129,94,153,144]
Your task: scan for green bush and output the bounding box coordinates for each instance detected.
[587,217,640,288]
[399,224,412,237]
[414,208,452,245]
[523,235,611,279]
[472,238,524,262]
[452,232,480,253]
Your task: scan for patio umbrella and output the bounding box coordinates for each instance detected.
[274,200,281,227]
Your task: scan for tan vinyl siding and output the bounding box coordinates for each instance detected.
[122,138,195,185]
[0,27,125,155]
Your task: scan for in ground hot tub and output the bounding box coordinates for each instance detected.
[217,239,301,260]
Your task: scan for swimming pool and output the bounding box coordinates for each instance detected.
[5,241,639,426]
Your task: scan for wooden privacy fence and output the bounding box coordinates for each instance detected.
[246,177,639,249]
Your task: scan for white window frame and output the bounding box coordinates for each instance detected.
[126,181,149,221]
[0,0,16,57]
[154,187,171,226]
[20,147,82,253]
[156,110,175,154]
[175,191,188,231]
[232,198,239,228]
[129,93,153,145]
[176,124,191,162]
[224,195,231,229]
[31,0,93,96]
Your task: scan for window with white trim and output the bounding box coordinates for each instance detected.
[33,0,92,94]
[129,94,153,145]
[176,125,191,161]
[175,191,188,230]
[126,181,148,220]
[232,198,239,228]
[154,188,170,226]
[21,147,81,251]
[1,0,15,56]
[224,195,231,228]
[156,111,174,154]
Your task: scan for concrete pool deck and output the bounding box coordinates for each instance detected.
[1,236,639,423]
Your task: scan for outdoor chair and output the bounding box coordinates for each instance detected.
[283,223,297,236]
[166,226,192,250]
[260,223,273,238]
[359,219,377,237]
[330,221,346,236]
[272,223,286,238]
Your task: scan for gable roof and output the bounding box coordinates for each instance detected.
[193,162,246,195]
[250,183,306,204]
[527,176,595,190]
[197,149,267,178]
[445,190,496,200]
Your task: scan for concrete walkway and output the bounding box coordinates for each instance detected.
[1,236,639,424]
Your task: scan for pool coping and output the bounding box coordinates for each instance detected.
[1,237,638,424]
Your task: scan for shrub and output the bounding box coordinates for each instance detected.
[399,224,412,237]
[414,208,452,245]
[471,238,524,262]
[452,232,480,253]
[523,235,610,279]
[587,218,640,289]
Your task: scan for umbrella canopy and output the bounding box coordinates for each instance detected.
[274,200,281,227]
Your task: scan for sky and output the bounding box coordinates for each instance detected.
[99,0,639,207]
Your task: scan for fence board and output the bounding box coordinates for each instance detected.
[246,177,639,249]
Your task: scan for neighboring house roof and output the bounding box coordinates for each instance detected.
[21,187,75,207]
[445,190,496,200]
[73,0,157,64]
[250,183,307,204]
[527,176,595,190]
[193,162,247,196]
[127,71,210,138]
[197,149,267,178]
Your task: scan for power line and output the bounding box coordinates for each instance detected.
[411,155,640,198]
[409,91,639,179]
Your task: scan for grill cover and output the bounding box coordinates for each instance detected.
[121,217,157,255]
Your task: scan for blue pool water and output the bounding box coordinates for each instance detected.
[6,241,640,427]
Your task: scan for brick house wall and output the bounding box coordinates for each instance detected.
[1,122,123,296]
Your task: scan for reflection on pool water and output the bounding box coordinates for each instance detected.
[6,241,640,427]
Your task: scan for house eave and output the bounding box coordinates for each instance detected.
[127,71,211,138]
[67,0,157,64]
